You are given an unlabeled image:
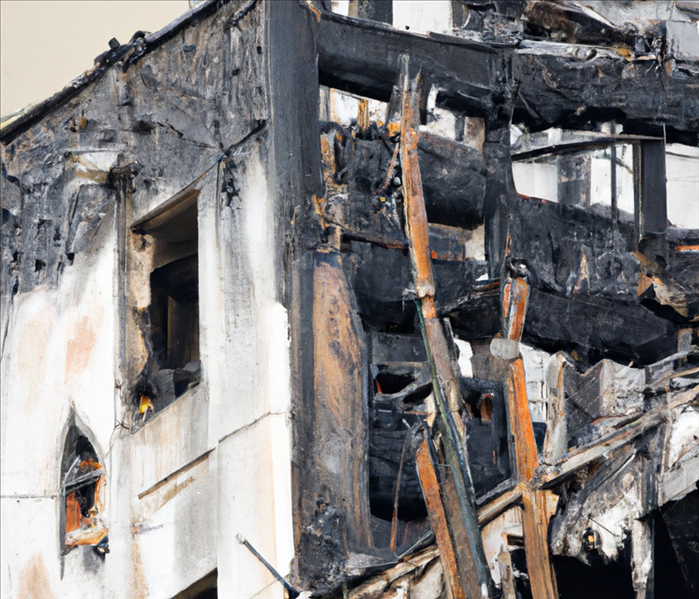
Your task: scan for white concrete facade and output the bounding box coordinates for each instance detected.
[1,2,293,598]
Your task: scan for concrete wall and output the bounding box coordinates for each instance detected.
[1,2,293,597]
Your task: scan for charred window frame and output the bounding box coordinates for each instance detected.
[60,429,108,555]
[130,187,201,423]
[512,132,670,245]
[634,139,667,250]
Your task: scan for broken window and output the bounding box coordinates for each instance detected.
[319,86,389,130]
[512,130,637,223]
[131,188,201,422]
[61,430,108,555]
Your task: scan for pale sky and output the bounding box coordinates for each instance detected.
[1,1,190,117]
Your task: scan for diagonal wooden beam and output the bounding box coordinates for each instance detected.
[400,55,493,599]
[501,268,558,599]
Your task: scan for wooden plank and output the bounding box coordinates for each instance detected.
[416,440,463,599]
[440,464,494,599]
[312,251,372,547]
[400,58,493,598]
[477,485,523,527]
[400,63,435,305]
[521,488,558,599]
[317,11,506,118]
[502,274,558,599]
[507,359,539,481]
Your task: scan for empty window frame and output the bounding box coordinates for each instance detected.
[512,130,673,240]
[131,188,201,422]
[666,143,699,230]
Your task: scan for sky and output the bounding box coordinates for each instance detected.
[1,1,190,117]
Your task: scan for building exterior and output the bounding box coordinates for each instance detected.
[1,1,698,599]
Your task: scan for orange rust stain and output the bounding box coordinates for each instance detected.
[130,528,148,599]
[65,491,82,533]
[416,440,466,599]
[17,553,53,599]
[676,245,699,252]
[158,474,195,508]
[65,315,97,379]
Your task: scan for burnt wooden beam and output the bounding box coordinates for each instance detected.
[272,2,361,592]
[317,11,510,121]
[415,439,465,599]
[500,270,559,599]
[400,58,494,599]
[523,288,678,366]
[514,49,699,145]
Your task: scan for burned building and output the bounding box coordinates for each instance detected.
[1,1,698,598]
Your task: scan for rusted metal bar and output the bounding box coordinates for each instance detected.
[237,535,300,598]
[400,54,493,598]
[390,428,411,552]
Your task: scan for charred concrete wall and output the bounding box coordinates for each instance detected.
[1,1,298,597]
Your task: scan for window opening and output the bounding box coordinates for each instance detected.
[132,190,200,424]
[62,433,108,555]
[666,144,699,229]
[319,86,389,131]
[512,138,635,223]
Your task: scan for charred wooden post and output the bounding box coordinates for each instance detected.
[500,263,559,599]
[399,56,493,599]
